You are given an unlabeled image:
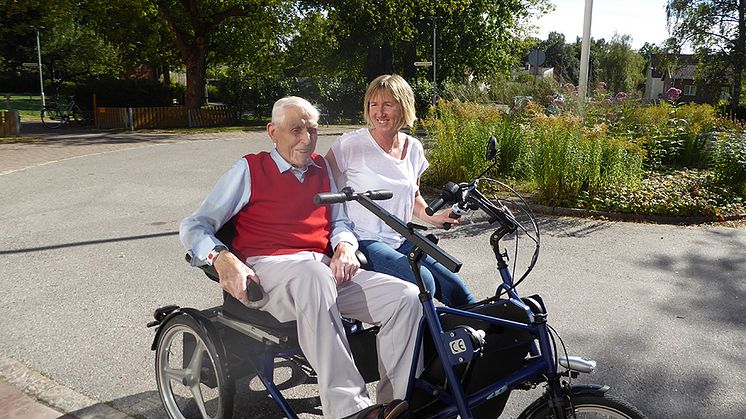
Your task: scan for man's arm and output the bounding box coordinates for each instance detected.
[323,157,360,284]
[179,159,257,304]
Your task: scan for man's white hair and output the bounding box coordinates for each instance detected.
[271,96,320,127]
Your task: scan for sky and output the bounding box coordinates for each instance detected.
[531,0,671,50]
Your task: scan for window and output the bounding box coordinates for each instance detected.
[684,85,697,96]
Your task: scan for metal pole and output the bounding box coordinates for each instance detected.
[36,31,46,108]
[577,0,593,118]
[432,17,437,105]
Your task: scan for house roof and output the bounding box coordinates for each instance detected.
[669,64,696,80]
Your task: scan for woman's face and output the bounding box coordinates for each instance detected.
[368,90,402,133]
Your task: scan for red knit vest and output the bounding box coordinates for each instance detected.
[231,152,332,259]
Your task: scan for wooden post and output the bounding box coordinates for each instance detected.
[92,94,97,128]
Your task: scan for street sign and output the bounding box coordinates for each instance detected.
[414,61,433,67]
[22,62,39,68]
[527,49,546,67]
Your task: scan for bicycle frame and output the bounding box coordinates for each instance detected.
[352,193,559,419]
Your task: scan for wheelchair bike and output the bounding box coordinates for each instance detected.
[148,137,646,418]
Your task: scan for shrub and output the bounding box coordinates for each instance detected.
[420,100,508,187]
[582,169,745,218]
[526,115,644,207]
[709,133,746,196]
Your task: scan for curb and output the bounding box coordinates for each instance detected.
[526,203,746,225]
[0,354,133,418]
[419,185,746,226]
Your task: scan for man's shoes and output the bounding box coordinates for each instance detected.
[345,399,408,419]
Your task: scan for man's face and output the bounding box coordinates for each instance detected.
[267,105,319,168]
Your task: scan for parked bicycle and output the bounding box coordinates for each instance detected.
[41,96,91,129]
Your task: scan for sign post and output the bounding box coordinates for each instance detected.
[36,31,46,108]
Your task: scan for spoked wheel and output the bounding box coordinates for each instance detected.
[41,107,63,129]
[529,394,646,419]
[156,314,234,419]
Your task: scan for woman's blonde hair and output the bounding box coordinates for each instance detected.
[363,74,417,130]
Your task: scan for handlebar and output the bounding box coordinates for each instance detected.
[315,187,462,273]
[314,188,393,204]
[426,180,518,234]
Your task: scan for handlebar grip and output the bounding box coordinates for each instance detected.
[448,211,461,219]
[314,192,349,204]
[247,279,263,302]
[425,197,446,216]
[363,189,393,200]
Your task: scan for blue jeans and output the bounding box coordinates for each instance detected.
[358,240,477,307]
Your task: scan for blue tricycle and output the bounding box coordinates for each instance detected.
[148,137,646,419]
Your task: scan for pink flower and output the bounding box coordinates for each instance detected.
[614,91,628,101]
[664,87,682,102]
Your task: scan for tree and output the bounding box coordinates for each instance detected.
[152,0,283,108]
[596,34,645,94]
[667,0,746,110]
[308,0,552,83]
[538,31,579,83]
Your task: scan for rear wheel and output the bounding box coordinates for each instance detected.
[155,314,234,419]
[41,107,63,129]
[528,394,646,419]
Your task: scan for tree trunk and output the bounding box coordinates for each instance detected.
[162,65,171,85]
[364,39,394,82]
[403,41,417,80]
[183,36,209,109]
[732,0,745,112]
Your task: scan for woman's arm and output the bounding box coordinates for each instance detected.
[413,178,459,227]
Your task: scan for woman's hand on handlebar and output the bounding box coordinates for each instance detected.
[427,209,461,229]
[214,250,259,305]
[330,241,360,285]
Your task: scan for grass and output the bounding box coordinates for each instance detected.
[0,94,44,121]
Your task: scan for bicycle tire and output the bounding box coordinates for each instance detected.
[41,107,63,129]
[526,394,646,419]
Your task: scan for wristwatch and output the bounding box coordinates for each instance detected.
[206,245,229,266]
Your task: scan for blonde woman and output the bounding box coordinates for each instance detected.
[326,75,476,307]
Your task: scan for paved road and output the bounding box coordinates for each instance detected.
[0,125,744,418]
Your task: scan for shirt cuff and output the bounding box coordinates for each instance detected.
[331,232,358,252]
[193,236,225,265]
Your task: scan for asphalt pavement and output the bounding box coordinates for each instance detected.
[0,123,744,418]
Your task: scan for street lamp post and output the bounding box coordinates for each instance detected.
[36,30,46,108]
[577,0,593,118]
[431,16,438,105]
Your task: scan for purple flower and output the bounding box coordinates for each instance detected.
[614,91,628,101]
[664,87,682,102]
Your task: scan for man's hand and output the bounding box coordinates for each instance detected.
[329,242,360,285]
[213,250,259,305]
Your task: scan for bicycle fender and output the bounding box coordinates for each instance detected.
[516,384,610,419]
[149,307,218,351]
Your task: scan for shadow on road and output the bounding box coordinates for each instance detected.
[0,231,179,255]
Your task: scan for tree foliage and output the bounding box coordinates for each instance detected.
[667,0,746,109]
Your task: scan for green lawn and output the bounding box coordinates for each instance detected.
[1,94,43,121]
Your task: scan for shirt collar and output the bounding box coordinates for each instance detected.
[269,148,321,174]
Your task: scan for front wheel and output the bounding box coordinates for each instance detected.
[155,313,234,419]
[41,107,63,129]
[527,394,646,419]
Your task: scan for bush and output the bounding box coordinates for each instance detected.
[709,133,746,196]
[65,78,183,109]
[420,100,508,187]
[526,115,644,206]
[582,169,745,218]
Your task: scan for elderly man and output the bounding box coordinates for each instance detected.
[180,96,420,419]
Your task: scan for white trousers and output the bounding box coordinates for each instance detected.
[246,251,422,419]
